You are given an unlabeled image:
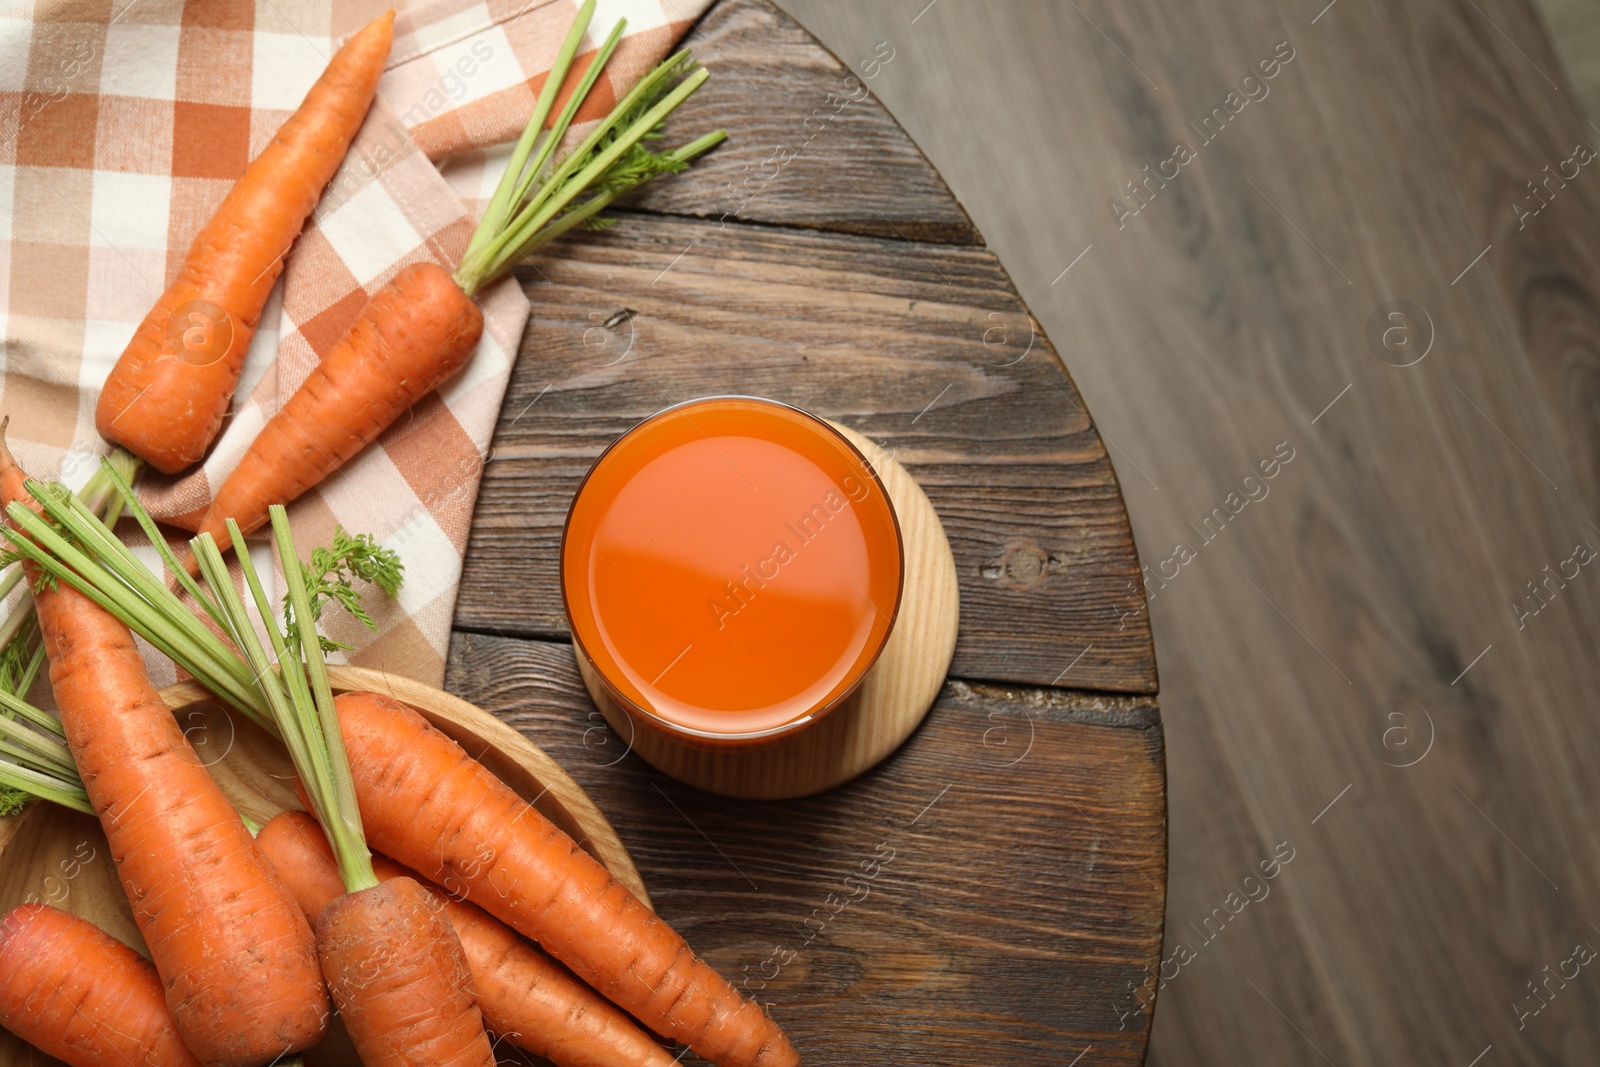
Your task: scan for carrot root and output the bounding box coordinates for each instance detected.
[0,903,205,1067]
[192,261,483,563]
[333,691,800,1067]
[316,875,495,1067]
[95,11,396,474]
[259,810,681,1067]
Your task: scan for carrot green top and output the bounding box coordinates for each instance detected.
[2,466,402,872]
[451,0,725,297]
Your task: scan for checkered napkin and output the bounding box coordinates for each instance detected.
[0,0,711,689]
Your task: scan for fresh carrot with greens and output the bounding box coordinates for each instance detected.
[0,438,139,752]
[188,260,484,564]
[187,0,725,561]
[258,810,681,1067]
[96,11,395,475]
[0,643,92,819]
[334,690,800,1067]
[0,439,329,1067]
[0,904,205,1067]
[8,471,800,1067]
[192,508,493,1067]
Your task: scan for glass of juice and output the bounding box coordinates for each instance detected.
[562,396,904,746]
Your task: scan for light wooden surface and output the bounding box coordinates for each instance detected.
[1535,0,1600,125]
[446,0,1168,1062]
[579,423,961,799]
[774,0,1600,1064]
[0,668,646,1067]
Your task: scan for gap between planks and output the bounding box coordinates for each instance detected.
[445,627,1162,729]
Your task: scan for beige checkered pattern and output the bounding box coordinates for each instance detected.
[0,0,711,688]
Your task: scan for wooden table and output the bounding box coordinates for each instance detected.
[446,1,1166,1062]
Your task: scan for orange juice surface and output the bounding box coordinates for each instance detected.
[562,398,903,737]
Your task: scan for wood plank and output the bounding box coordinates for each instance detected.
[775,0,1600,1063]
[455,213,1157,694]
[445,630,1167,1067]
[628,0,979,244]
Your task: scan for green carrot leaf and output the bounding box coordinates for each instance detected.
[453,35,723,296]
[284,526,403,652]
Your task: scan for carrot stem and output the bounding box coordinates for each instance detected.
[192,532,332,824]
[0,476,401,826]
[0,715,74,776]
[458,60,710,294]
[0,760,91,814]
[95,454,229,631]
[454,33,724,296]
[3,501,266,723]
[6,508,226,681]
[6,483,267,721]
[0,689,64,738]
[504,15,626,221]
[193,516,379,893]
[464,0,599,265]
[525,128,727,250]
[270,506,374,892]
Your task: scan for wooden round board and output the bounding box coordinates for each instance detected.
[450,2,1165,1063]
[0,664,647,1067]
[580,424,960,799]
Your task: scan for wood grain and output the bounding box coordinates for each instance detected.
[457,212,1156,694]
[631,0,979,244]
[447,629,1168,1067]
[578,423,962,798]
[2,4,1169,1065]
[774,0,1600,1063]
[453,2,1166,1062]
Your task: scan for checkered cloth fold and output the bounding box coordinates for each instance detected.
[0,0,710,688]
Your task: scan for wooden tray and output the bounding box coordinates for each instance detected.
[0,665,647,1067]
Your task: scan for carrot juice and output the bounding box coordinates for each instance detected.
[562,397,903,742]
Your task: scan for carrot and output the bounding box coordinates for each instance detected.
[191,508,494,1067]
[6,459,797,1064]
[0,903,204,1067]
[95,11,395,475]
[189,261,483,562]
[259,810,680,1067]
[189,0,725,564]
[0,442,328,1067]
[333,690,800,1067]
[318,877,492,1067]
